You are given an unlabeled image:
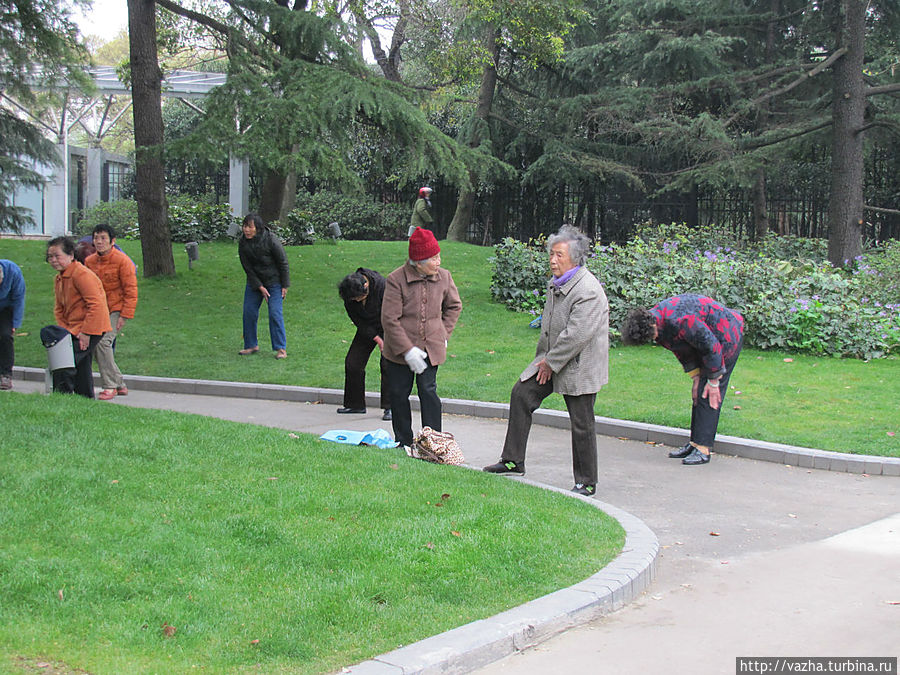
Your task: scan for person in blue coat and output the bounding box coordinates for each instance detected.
[0,259,26,390]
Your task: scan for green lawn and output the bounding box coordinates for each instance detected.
[3,237,898,456]
[1,394,623,674]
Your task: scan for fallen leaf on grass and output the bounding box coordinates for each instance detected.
[486,350,495,354]
[390,463,399,470]
[162,623,176,637]
[451,531,461,537]
[733,405,742,410]
[888,432,896,437]
[424,542,435,550]
[110,479,119,484]
[783,358,793,362]
[442,493,450,500]
[250,639,260,645]
[266,477,278,481]
[288,433,299,439]
[57,589,64,601]
[36,663,50,669]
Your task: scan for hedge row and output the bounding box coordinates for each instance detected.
[491,223,900,360]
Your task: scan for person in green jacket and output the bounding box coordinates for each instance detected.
[409,186,433,231]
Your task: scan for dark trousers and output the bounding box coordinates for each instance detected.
[0,307,13,376]
[691,340,743,448]
[52,334,101,399]
[384,358,441,447]
[501,375,599,486]
[343,331,390,410]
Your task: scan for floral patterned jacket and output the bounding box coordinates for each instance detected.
[652,294,744,380]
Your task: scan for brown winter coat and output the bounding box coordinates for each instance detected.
[381,263,462,366]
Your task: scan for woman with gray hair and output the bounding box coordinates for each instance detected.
[484,225,609,496]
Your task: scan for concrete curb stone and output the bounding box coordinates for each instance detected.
[14,367,898,476]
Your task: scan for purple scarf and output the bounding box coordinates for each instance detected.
[552,265,580,288]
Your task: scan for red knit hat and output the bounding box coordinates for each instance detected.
[408,227,440,261]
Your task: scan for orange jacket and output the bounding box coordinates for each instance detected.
[85,248,138,318]
[54,261,111,336]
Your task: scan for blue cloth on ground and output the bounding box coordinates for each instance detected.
[320,428,397,449]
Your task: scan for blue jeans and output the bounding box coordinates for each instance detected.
[243,284,286,351]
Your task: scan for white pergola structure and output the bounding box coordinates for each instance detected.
[1,66,247,236]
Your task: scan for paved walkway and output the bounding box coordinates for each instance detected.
[10,369,900,673]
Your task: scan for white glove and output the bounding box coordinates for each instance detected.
[404,346,428,374]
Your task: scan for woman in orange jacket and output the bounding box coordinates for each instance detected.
[46,236,111,398]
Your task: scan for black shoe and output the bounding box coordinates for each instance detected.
[682,448,710,465]
[572,483,596,497]
[483,460,525,475]
[382,409,392,421]
[668,442,694,459]
[337,407,366,414]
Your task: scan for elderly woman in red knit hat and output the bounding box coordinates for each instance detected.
[381,227,462,449]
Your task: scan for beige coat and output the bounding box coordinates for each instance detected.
[521,266,608,396]
[382,263,462,366]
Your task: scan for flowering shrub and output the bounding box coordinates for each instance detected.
[490,223,900,359]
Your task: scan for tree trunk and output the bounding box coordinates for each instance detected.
[127,0,174,277]
[259,169,286,224]
[827,0,867,267]
[752,168,769,240]
[447,27,500,242]
[752,0,778,242]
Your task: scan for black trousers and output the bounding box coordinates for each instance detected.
[501,374,599,486]
[0,307,13,376]
[691,339,743,448]
[52,334,101,399]
[384,358,441,447]
[343,331,390,410]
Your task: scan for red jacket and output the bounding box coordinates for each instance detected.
[54,261,111,336]
[85,248,138,318]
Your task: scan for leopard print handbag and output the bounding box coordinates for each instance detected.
[407,426,465,465]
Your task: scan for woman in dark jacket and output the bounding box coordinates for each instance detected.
[337,268,391,420]
[238,213,290,359]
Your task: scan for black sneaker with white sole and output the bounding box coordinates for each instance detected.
[571,483,596,496]
[482,460,525,475]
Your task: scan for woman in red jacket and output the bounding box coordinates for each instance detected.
[46,236,111,398]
